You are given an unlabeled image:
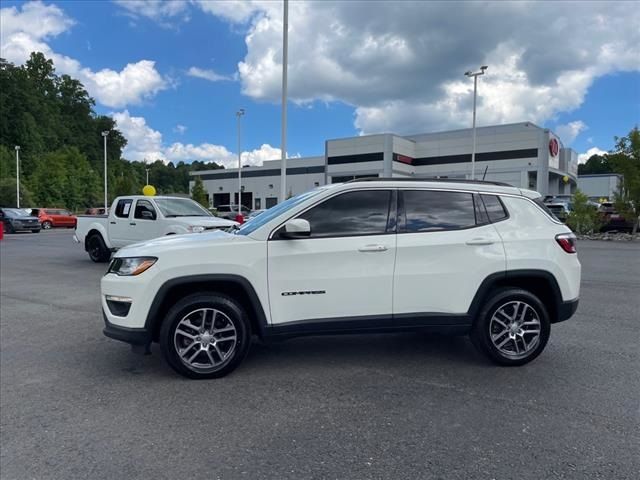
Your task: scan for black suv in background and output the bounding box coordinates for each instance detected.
[0,208,41,233]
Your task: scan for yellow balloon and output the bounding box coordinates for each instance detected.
[562,175,569,184]
[142,184,156,196]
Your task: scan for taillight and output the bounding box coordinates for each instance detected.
[556,233,577,254]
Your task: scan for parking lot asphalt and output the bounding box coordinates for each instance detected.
[1,230,639,480]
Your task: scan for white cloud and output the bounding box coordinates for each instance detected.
[555,121,588,146]
[114,110,282,167]
[173,124,187,134]
[198,1,640,135]
[187,66,233,82]
[112,110,165,162]
[114,0,190,26]
[578,147,608,164]
[1,1,168,108]
[193,0,267,24]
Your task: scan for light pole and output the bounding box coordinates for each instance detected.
[464,65,488,180]
[280,0,289,203]
[101,130,109,211]
[236,109,245,217]
[145,168,150,185]
[14,146,20,208]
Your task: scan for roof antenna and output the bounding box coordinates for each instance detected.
[482,165,489,181]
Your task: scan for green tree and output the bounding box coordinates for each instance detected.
[190,176,209,207]
[577,154,612,175]
[566,189,602,234]
[608,126,640,234]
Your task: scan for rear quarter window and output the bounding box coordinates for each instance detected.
[481,195,509,222]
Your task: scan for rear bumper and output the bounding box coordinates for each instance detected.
[555,299,579,323]
[103,311,151,346]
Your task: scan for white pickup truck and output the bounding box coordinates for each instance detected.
[75,195,237,262]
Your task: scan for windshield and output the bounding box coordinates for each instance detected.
[3,208,30,217]
[236,187,330,236]
[154,198,213,217]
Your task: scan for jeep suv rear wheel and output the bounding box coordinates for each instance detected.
[160,293,251,379]
[471,288,550,366]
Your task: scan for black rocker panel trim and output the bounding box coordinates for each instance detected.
[265,313,471,339]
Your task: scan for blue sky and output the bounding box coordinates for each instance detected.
[1,1,639,167]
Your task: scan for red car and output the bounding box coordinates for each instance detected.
[30,208,77,229]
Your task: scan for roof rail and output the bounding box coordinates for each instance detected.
[345,177,513,187]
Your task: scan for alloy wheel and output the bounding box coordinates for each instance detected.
[489,301,542,360]
[173,308,238,373]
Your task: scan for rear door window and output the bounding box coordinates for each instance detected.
[115,199,133,218]
[400,190,476,232]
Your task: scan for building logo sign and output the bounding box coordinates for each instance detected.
[549,138,559,157]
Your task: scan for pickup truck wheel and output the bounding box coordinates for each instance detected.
[87,234,110,263]
[42,221,52,229]
[160,293,251,379]
[470,288,550,366]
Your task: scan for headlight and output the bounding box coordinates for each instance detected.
[188,225,206,233]
[108,257,157,276]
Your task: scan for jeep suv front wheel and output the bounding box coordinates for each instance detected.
[160,293,251,379]
[471,288,551,366]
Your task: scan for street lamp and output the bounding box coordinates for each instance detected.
[464,65,488,180]
[101,130,110,211]
[280,0,289,204]
[14,146,20,208]
[145,167,150,185]
[236,108,245,218]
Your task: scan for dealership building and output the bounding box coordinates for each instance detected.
[191,122,579,210]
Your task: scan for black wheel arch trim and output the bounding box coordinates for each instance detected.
[467,269,576,323]
[144,274,269,337]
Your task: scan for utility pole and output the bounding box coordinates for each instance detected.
[464,65,488,180]
[236,109,245,217]
[14,146,20,208]
[280,0,289,203]
[102,131,110,211]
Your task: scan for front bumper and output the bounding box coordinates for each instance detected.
[555,298,579,323]
[103,311,151,346]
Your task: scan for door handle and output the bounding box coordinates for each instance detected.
[109,221,116,225]
[466,238,495,246]
[129,222,137,226]
[358,244,388,252]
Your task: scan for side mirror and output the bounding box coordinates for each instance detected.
[281,218,311,239]
[141,210,155,220]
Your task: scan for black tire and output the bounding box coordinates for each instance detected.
[5,223,15,234]
[86,233,110,263]
[470,288,551,366]
[31,229,40,233]
[42,221,52,229]
[160,292,251,379]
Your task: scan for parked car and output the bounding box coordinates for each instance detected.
[30,208,77,229]
[215,204,251,220]
[0,208,41,233]
[246,209,266,221]
[101,179,581,379]
[75,196,238,262]
[546,202,572,223]
[598,202,635,232]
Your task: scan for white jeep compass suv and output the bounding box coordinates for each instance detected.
[101,179,580,379]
